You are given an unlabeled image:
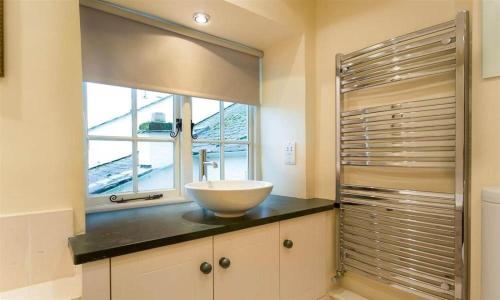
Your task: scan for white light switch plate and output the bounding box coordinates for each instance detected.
[284,142,296,165]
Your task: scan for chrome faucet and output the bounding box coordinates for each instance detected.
[199,149,218,181]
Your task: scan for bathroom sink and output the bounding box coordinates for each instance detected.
[185,180,273,217]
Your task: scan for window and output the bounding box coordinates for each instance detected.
[85,82,179,201]
[192,98,251,181]
[84,82,254,205]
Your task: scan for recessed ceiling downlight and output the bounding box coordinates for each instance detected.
[193,12,210,24]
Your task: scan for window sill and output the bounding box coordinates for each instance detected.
[86,197,192,214]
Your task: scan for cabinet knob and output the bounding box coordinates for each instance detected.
[219,257,231,269]
[283,239,294,249]
[200,262,212,274]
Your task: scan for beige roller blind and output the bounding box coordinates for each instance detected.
[80,6,260,106]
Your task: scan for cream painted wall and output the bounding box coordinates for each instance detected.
[0,0,85,232]
[313,1,500,300]
[262,34,307,198]
[469,0,500,299]
[226,0,310,35]
[260,0,316,198]
[261,34,310,198]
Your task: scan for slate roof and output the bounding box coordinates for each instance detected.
[192,103,248,154]
[88,155,154,194]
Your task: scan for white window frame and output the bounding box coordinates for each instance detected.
[83,83,182,210]
[83,83,256,212]
[190,99,254,181]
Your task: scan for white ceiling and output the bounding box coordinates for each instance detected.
[108,0,299,50]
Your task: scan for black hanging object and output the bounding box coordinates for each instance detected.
[170,118,182,138]
[191,121,198,139]
[169,118,198,139]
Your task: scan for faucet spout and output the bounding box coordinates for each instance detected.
[199,149,218,181]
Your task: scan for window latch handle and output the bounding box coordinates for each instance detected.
[191,121,198,139]
[169,118,198,139]
[109,193,163,203]
[170,118,182,138]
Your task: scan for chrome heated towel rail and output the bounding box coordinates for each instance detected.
[335,11,469,300]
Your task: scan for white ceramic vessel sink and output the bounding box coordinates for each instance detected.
[185,180,273,217]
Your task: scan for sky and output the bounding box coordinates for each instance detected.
[86,82,231,130]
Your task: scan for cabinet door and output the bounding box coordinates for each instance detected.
[279,212,327,300]
[214,223,279,300]
[111,237,213,300]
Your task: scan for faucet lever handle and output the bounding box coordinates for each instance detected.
[203,161,218,168]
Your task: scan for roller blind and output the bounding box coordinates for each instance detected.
[80,6,260,106]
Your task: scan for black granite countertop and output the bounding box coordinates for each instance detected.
[68,195,334,265]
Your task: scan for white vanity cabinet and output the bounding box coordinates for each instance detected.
[111,237,213,300]
[107,212,329,300]
[279,213,327,300]
[214,223,280,300]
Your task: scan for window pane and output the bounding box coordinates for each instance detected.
[137,90,174,138]
[88,140,133,195]
[224,102,248,141]
[224,144,248,180]
[192,98,220,140]
[138,142,174,191]
[192,143,220,181]
[86,82,132,137]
